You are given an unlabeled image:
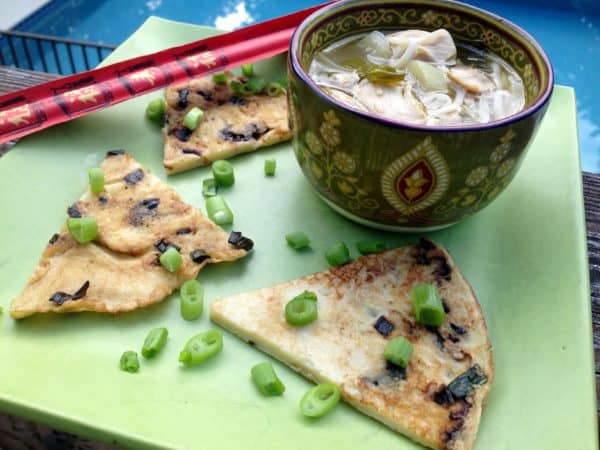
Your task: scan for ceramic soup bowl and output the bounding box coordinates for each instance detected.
[287,0,553,230]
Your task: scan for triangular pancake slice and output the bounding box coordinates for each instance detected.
[211,240,493,450]
[11,151,248,319]
[163,74,291,174]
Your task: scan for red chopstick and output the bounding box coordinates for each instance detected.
[0,1,336,144]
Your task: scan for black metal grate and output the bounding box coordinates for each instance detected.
[0,30,116,75]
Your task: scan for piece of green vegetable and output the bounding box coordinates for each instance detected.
[212,72,228,84]
[183,107,204,130]
[202,178,218,197]
[230,80,245,96]
[145,98,166,125]
[179,329,223,366]
[241,63,254,77]
[325,242,350,266]
[299,383,340,418]
[159,246,183,272]
[356,240,386,255]
[245,76,268,94]
[205,195,234,225]
[285,231,310,250]
[141,327,169,358]
[120,351,140,373]
[180,279,204,320]
[88,167,104,194]
[212,160,235,187]
[266,82,284,97]
[251,362,286,396]
[406,60,448,91]
[67,216,97,244]
[285,291,318,326]
[264,158,276,176]
[412,283,446,326]
[384,336,413,368]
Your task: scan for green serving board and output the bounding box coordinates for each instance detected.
[0,18,596,450]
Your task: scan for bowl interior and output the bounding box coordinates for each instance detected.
[292,0,552,110]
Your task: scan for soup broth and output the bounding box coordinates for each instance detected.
[308,29,525,126]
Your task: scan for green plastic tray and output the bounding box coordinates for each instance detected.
[0,17,596,450]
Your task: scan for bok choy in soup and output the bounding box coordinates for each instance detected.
[308,29,525,125]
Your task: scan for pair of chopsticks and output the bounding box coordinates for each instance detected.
[0,1,337,144]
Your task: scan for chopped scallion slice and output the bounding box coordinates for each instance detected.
[285,291,318,326]
[120,351,139,373]
[141,327,169,359]
[264,158,276,176]
[67,216,97,244]
[384,336,413,368]
[412,283,446,326]
[266,82,284,97]
[205,195,234,225]
[251,362,286,396]
[88,167,104,194]
[159,246,183,272]
[179,329,223,366]
[180,279,204,321]
[212,72,228,84]
[299,383,340,418]
[183,107,204,130]
[356,240,386,255]
[285,231,310,250]
[241,63,254,77]
[325,242,350,266]
[212,160,235,186]
[230,80,245,96]
[246,76,268,94]
[145,98,166,125]
[202,178,218,197]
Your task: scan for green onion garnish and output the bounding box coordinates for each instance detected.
[266,82,284,97]
[285,231,310,250]
[120,351,140,373]
[250,362,286,396]
[179,329,223,366]
[356,240,386,255]
[278,74,288,87]
[67,216,97,244]
[246,76,268,95]
[285,291,318,326]
[299,383,340,418]
[212,72,228,84]
[205,195,234,225]
[180,279,204,321]
[141,327,169,359]
[241,63,254,77]
[183,107,204,130]
[202,178,218,197]
[384,336,413,368]
[159,246,183,272]
[325,242,350,266]
[412,283,446,326]
[88,167,104,194]
[264,158,276,176]
[0,306,4,314]
[230,80,245,96]
[145,98,166,125]
[211,160,235,187]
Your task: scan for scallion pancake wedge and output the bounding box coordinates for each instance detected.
[10,151,247,319]
[210,240,493,450]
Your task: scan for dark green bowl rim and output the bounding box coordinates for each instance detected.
[289,0,554,132]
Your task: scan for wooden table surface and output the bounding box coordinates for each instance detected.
[0,66,598,448]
